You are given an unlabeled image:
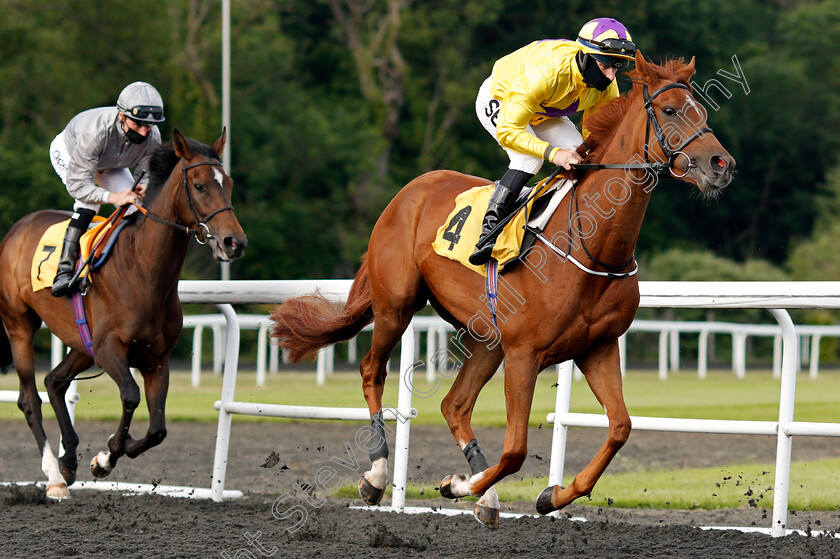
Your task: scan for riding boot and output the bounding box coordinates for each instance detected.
[51,209,96,297]
[469,169,533,266]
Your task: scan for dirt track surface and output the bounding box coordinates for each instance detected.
[1,420,840,558]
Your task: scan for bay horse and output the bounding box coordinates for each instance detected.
[270,52,734,526]
[0,129,247,499]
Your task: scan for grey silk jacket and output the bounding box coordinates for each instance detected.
[60,107,162,204]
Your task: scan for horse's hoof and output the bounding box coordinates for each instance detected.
[46,483,70,500]
[438,473,468,499]
[358,475,385,506]
[474,503,500,529]
[59,466,76,486]
[59,459,77,486]
[536,485,559,515]
[90,454,111,479]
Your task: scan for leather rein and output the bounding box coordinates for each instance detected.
[559,81,714,276]
[132,160,234,245]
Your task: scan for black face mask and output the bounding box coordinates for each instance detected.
[576,52,612,92]
[125,126,148,144]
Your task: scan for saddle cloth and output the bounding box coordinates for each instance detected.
[432,179,574,276]
[30,217,108,292]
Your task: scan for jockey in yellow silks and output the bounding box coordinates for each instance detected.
[470,17,636,265]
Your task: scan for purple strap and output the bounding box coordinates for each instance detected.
[485,260,499,327]
[72,291,94,357]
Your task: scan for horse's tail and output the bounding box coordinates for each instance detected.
[270,255,373,363]
[0,320,12,374]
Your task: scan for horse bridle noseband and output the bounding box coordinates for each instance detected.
[556,81,713,275]
[137,160,234,244]
[181,161,235,244]
[572,81,713,178]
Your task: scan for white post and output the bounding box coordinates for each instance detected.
[658,330,668,380]
[769,308,797,537]
[213,324,224,375]
[809,335,821,380]
[348,336,357,363]
[773,334,782,379]
[191,325,203,387]
[735,332,747,379]
[211,304,240,501]
[698,330,708,380]
[669,330,679,372]
[316,347,327,386]
[548,361,574,518]
[51,334,63,369]
[426,326,437,384]
[257,323,268,387]
[390,324,415,512]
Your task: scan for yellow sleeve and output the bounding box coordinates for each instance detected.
[496,67,572,161]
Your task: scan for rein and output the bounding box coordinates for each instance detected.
[559,81,713,275]
[571,82,713,178]
[131,160,234,245]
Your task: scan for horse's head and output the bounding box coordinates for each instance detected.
[171,128,248,261]
[632,52,735,195]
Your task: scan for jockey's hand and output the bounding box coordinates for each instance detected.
[134,184,147,200]
[108,189,138,207]
[552,149,583,170]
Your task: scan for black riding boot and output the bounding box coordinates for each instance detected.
[469,169,533,266]
[51,209,96,297]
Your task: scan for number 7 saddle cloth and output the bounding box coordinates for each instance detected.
[432,178,573,276]
[30,216,113,292]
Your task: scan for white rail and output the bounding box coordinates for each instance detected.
[176,280,840,537]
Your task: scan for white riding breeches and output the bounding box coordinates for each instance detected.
[475,77,584,175]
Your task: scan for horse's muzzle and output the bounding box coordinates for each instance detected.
[220,234,247,261]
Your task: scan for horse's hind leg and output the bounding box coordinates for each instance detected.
[357,258,425,505]
[536,339,630,514]
[438,336,504,527]
[45,349,94,486]
[357,308,416,505]
[4,314,69,499]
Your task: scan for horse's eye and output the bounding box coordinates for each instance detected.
[194,182,205,192]
[663,106,677,116]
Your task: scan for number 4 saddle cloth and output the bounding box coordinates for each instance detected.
[432,178,574,276]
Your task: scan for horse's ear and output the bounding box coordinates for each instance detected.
[212,127,227,158]
[173,129,193,160]
[635,50,651,79]
[676,56,696,84]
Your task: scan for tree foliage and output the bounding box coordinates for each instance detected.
[1,0,838,280]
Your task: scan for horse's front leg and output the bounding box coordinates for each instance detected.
[440,354,539,521]
[536,339,631,514]
[89,342,140,478]
[45,349,94,487]
[125,357,170,458]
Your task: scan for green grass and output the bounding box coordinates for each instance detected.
[335,458,840,511]
[3,366,840,509]
[2,365,839,425]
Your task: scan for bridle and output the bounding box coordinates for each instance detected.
[133,160,234,244]
[572,81,713,178]
[536,81,714,277]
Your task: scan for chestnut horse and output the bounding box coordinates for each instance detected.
[270,53,734,526]
[0,129,247,498]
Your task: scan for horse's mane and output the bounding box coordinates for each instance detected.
[583,58,693,157]
[144,138,220,205]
